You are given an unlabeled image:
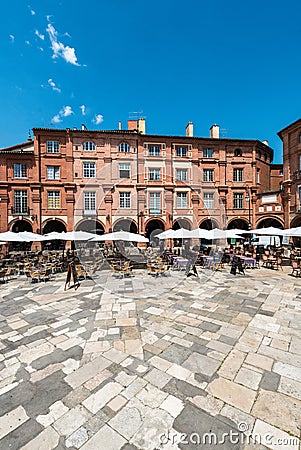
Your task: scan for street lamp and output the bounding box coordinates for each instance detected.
[245,191,251,230]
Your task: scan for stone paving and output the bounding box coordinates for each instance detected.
[0,266,301,449]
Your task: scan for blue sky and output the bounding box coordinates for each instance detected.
[1,0,300,163]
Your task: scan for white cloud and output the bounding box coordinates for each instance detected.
[48,78,61,93]
[51,114,61,124]
[80,105,86,115]
[46,23,80,66]
[60,105,73,117]
[35,30,45,40]
[25,40,31,45]
[93,114,104,125]
[31,9,36,15]
[9,34,15,43]
[51,105,73,124]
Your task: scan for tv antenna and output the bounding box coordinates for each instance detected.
[220,128,228,138]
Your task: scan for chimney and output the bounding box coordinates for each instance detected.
[128,120,138,131]
[186,122,194,137]
[138,118,146,134]
[118,121,122,130]
[210,124,220,139]
[262,140,269,146]
[81,124,87,131]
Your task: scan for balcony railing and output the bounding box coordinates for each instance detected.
[83,209,97,216]
[11,206,30,215]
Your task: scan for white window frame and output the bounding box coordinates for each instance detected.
[234,168,244,182]
[176,169,187,182]
[119,163,131,178]
[234,193,244,209]
[119,192,131,208]
[203,169,214,182]
[14,163,27,178]
[83,162,96,178]
[119,142,130,153]
[83,141,95,151]
[176,146,187,157]
[84,191,96,213]
[46,140,60,153]
[176,192,188,209]
[14,190,28,214]
[204,192,214,209]
[149,145,161,156]
[149,192,161,214]
[47,166,60,180]
[149,168,161,181]
[203,148,214,158]
[48,191,61,209]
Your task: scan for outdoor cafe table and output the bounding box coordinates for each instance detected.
[172,257,188,270]
[240,256,256,268]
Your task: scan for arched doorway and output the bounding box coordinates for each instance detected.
[11,220,33,233]
[76,219,105,235]
[172,218,192,230]
[256,218,283,229]
[145,219,165,244]
[227,219,249,230]
[113,219,137,233]
[43,219,67,234]
[290,217,301,228]
[10,220,33,250]
[199,219,219,230]
[42,219,67,250]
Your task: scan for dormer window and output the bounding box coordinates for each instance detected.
[83,141,95,151]
[234,148,242,157]
[119,142,130,152]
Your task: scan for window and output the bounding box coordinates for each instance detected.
[149,145,161,156]
[119,163,130,178]
[176,192,188,208]
[203,169,214,182]
[299,155,301,171]
[233,168,243,182]
[234,148,242,157]
[48,191,60,209]
[46,140,59,153]
[176,146,187,157]
[234,193,244,209]
[83,141,95,151]
[47,166,60,180]
[83,162,96,178]
[299,133,301,143]
[149,192,161,214]
[176,169,187,182]
[203,148,214,158]
[257,151,261,159]
[119,192,131,208]
[149,169,160,181]
[14,190,28,214]
[119,142,130,153]
[204,192,214,209]
[84,192,96,213]
[257,169,260,183]
[14,163,26,178]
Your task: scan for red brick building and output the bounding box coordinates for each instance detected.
[278,118,301,228]
[0,120,285,237]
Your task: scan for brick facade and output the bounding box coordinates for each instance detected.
[0,121,285,236]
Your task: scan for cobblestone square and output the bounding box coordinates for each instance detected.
[0,267,300,449]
